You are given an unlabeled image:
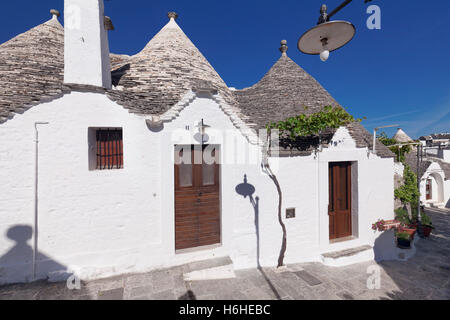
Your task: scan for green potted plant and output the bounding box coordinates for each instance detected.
[402,227,416,240]
[395,208,416,239]
[420,212,434,237]
[396,231,412,249]
[395,208,411,225]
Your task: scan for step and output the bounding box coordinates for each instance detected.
[430,202,445,209]
[185,256,233,273]
[183,256,235,281]
[320,245,374,267]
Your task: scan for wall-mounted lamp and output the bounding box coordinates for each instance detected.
[195,119,211,144]
[196,119,210,135]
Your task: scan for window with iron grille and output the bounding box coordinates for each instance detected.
[91,128,123,170]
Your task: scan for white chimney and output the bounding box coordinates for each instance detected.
[64,0,113,89]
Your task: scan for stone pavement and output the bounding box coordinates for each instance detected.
[0,209,449,300]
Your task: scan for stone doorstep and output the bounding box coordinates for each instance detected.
[183,265,236,282]
[321,245,373,259]
[185,256,233,273]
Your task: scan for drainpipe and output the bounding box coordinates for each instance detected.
[33,122,49,280]
[416,144,423,238]
[317,134,322,246]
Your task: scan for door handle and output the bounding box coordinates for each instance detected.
[198,192,203,197]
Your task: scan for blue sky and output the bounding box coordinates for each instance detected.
[1,0,449,138]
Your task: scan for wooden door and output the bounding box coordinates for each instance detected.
[426,179,432,200]
[328,162,352,240]
[174,145,221,250]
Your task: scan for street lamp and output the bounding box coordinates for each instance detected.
[298,0,375,62]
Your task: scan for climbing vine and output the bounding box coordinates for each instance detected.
[394,164,420,210]
[267,106,363,140]
[378,131,412,163]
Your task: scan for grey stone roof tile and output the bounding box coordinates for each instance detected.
[107,17,236,115]
[438,160,450,180]
[0,18,64,123]
[233,55,339,130]
[404,150,432,178]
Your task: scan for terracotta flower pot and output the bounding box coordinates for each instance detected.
[422,226,432,237]
[402,228,416,240]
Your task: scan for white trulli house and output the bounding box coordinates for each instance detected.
[0,1,397,285]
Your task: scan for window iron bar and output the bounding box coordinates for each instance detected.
[96,128,123,170]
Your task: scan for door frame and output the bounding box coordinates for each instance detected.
[173,144,223,253]
[328,161,353,241]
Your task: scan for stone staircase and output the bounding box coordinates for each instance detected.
[183,256,235,281]
[320,245,374,267]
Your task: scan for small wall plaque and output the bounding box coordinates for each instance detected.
[286,208,296,219]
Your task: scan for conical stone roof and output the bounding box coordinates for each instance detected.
[233,53,340,130]
[393,128,413,143]
[108,15,235,115]
[0,14,64,122]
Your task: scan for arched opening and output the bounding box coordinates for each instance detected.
[424,172,445,205]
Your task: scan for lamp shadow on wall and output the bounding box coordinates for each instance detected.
[235,175,281,300]
[0,225,93,299]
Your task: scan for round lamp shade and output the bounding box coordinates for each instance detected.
[298,20,356,55]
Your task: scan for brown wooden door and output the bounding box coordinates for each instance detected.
[426,179,432,200]
[174,145,221,250]
[328,162,352,240]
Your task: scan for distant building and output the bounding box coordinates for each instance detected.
[394,129,450,209]
[419,133,450,159]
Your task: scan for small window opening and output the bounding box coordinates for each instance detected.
[89,128,123,170]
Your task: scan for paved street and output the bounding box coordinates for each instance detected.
[0,209,449,300]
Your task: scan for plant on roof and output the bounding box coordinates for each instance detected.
[266,106,364,140]
[378,131,412,163]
